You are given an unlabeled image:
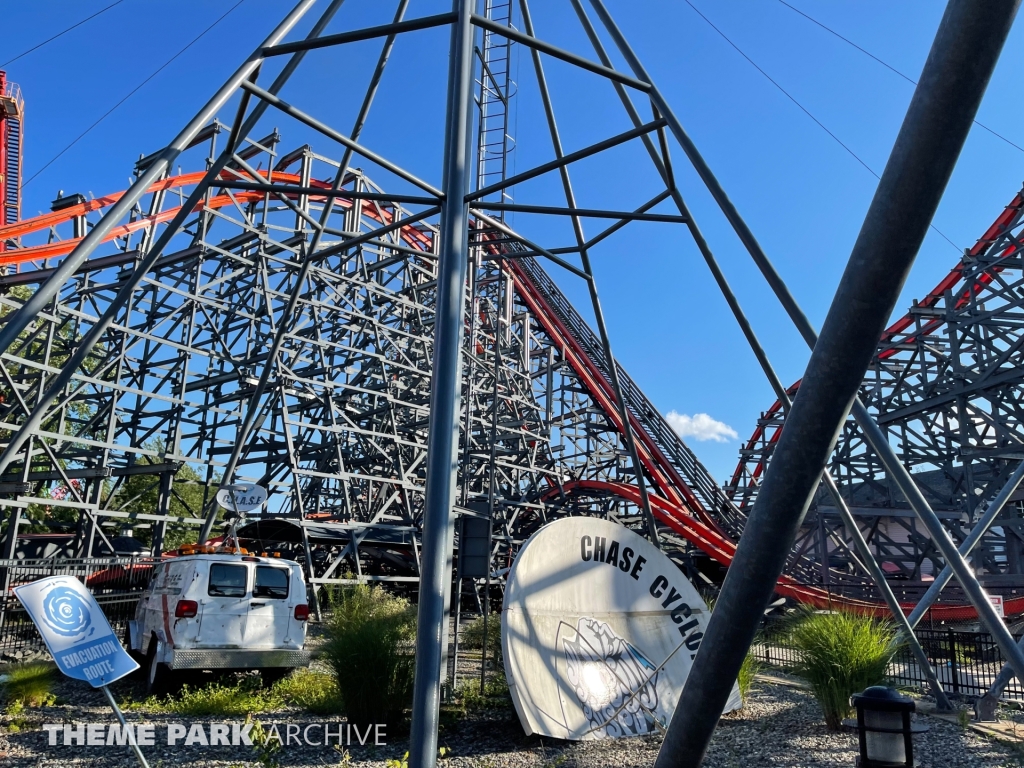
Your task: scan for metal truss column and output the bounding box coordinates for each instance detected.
[409,2,475,766]
[650,1,1019,764]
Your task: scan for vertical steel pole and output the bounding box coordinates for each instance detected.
[651,2,1019,765]
[408,1,475,766]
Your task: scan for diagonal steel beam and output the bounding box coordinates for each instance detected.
[908,459,1024,628]
[0,0,317,361]
[0,0,346,482]
[517,0,660,546]
[620,1,1020,764]
[592,0,1024,680]
[565,0,950,708]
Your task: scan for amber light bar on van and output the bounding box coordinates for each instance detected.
[294,604,310,621]
[175,599,199,618]
[176,544,251,556]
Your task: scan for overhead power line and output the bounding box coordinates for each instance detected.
[776,0,1024,155]
[24,0,247,189]
[682,0,961,253]
[1,0,128,69]
[684,0,875,178]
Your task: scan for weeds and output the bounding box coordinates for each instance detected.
[457,673,511,710]
[248,717,282,768]
[461,616,502,659]
[323,584,416,726]
[789,609,901,729]
[273,668,342,714]
[124,668,345,716]
[126,675,274,716]
[385,747,449,767]
[3,661,57,709]
[4,700,31,732]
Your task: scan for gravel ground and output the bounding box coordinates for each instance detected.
[1,677,1021,767]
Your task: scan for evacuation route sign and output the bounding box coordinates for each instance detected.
[14,576,138,687]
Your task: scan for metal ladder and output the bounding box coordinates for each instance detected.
[475,0,516,214]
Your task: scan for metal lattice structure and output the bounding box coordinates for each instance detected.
[1,4,1023,752]
[729,189,1024,595]
[0,147,738,583]
[0,0,753,594]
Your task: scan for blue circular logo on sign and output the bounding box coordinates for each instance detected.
[42,586,92,637]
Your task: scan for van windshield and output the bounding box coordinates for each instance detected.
[254,566,289,599]
[209,563,247,597]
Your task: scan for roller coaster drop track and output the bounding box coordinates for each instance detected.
[0,147,1004,621]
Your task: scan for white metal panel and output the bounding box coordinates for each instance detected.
[502,517,741,741]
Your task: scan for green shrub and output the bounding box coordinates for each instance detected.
[3,661,57,709]
[457,672,510,710]
[323,584,416,726]
[790,609,901,729]
[461,615,501,658]
[737,649,761,702]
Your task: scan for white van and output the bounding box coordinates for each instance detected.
[128,550,311,692]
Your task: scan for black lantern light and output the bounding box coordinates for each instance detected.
[850,686,925,767]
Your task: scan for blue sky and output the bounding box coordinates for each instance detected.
[3,0,1022,483]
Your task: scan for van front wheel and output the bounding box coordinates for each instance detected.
[145,637,170,695]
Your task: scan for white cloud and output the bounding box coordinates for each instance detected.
[665,411,739,443]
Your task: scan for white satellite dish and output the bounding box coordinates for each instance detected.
[502,517,741,741]
[215,483,268,514]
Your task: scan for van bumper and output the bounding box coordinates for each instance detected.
[167,648,311,670]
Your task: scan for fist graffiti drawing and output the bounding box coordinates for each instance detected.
[563,617,663,739]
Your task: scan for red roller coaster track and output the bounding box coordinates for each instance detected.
[0,171,1001,621]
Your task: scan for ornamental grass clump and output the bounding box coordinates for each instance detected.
[737,649,761,702]
[3,661,57,709]
[790,609,901,729]
[323,584,416,726]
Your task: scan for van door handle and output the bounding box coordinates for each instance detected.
[250,602,266,607]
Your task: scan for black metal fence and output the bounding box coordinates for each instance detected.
[0,556,158,657]
[753,617,1024,701]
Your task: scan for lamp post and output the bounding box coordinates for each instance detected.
[850,686,925,767]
